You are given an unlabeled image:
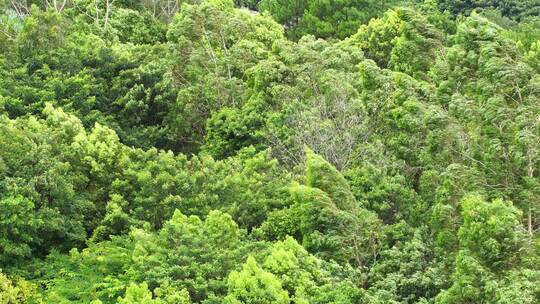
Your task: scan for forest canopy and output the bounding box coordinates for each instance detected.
[0,0,539,303]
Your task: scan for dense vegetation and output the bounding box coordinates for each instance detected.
[1,0,539,303]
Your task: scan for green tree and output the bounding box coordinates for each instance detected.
[224,256,290,304]
[154,283,191,304]
[458,195,527,269]
[39,238,133,303]
[205,36,366,169]
[349,8,444,79]
[260,0,402,40]
[368,229,447,303]
[292,150,382,275]
[0,271,41,304]
[261,236,367,303]
[0,108,89,257]
[0,196,40,265]
[165,0,283,151]
[130,210,253,302]
[436,195,531,303]
[118,282,160,304]
[347,164,427,225]
[437,0,540,20]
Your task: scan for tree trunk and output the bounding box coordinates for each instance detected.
[528,164,534,240]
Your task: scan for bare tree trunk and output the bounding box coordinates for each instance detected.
[161,0,179,22]
[95,0,100,27]
[46,0,69,13]
[529,205,533,238]
[10,0,30,20]
[103,0,113,31]
[528,164,534,240]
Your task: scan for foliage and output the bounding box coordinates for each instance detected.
[259,0,403,40]
[224,256,290,304]
[437,0,540,20]
[1,1,540,303]
[0,272,41,304]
